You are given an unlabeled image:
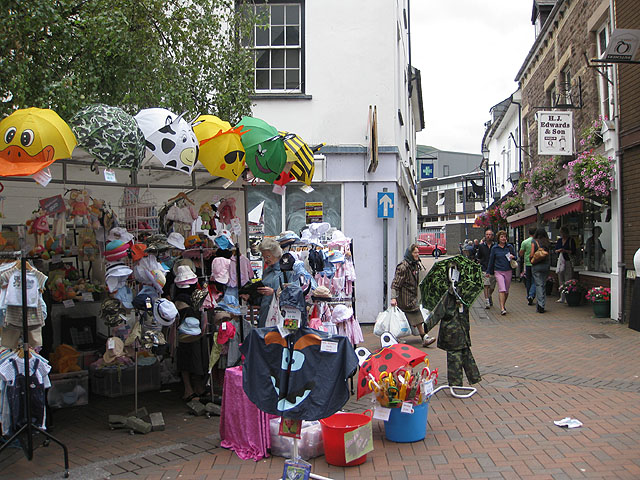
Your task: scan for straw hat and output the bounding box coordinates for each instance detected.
[103,337,125,364]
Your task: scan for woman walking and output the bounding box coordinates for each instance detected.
[487,230,516,315]
[555,226,577,303]
[531,228,551,313]
[391,244,435,347]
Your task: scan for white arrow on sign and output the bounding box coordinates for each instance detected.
[379,194,394,217]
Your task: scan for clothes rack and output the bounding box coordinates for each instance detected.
[0,251,70,478]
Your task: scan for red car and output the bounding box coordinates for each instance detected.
[416,239,446,257]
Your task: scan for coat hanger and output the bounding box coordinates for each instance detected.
[167,192,194,205]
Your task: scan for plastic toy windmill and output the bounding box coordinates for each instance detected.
[0,107,77,177]
[193,115,248,182]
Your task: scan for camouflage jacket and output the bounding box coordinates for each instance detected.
[424,290,471,351]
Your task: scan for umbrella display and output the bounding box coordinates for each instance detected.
[419,255,483,312]
[70,104,145,170]
[356,343,427,399]
[280,131,319,186]
[135,108,199,175]
[193,115,247,181]
[236,116,287,184]
[0,107,77,176]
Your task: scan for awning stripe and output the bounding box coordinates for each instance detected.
[510,214,538,228]
[543,200,583,220]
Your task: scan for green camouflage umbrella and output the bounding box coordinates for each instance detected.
[420,255,483,311]
[236,116,287,184]
[70,104,146,170]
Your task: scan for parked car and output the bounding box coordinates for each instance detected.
[416,239,446,257]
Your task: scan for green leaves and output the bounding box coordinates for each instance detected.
[0,0,255,122]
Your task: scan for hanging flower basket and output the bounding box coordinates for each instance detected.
[564,150,614,205]
[579,116,606,150]
[524,158,563,201]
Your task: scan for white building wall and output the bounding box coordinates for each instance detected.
[487,104,520,199]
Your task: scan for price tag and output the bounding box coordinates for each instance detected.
[221,322,227,330]
[282,307,301,330]
[222,180,234,189]
[33,168,52,187]
[373,406,391,421]
[70,246,78,255]
[421,379,434,399]
[104,169,117,183]
[401,402,414,414]
[107,338,115,350]
[52,255,62,263]
[277,324,291,338]
[81,292,94,302]
[459,303,464,313]
[62,299,75,309]
[300,185,314,194]
[272,184,286,196]
[145,298,152,310]
[320,340,338,353]
[451,268,460,283]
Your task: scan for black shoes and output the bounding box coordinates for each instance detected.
[527,297,534,305]
[536,304,545,313]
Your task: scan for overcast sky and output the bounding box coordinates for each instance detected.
[411,1,536,154]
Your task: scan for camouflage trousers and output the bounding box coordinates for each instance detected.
[447,349,481,386]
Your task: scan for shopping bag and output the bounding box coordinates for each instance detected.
[264,294,281,327]
[374,307,410,338]
[373,309,391,336]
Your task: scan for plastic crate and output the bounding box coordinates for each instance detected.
[89,362,160,398]
[48,370,89,409]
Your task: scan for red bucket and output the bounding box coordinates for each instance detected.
[319,410,373,466]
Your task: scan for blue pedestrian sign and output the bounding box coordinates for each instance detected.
[377,192,394,218]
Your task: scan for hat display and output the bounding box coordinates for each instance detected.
[104,240,130,262]
[132,286,156,312]
[216,321,236,344]
[191,287,209,311]
[100,298,127,327]
[174,265,197,287]
[130,243,147,262]
[328,229,350,247]
[211,257,231,284]
[103,337,126,364]
[114,285,134,309]
[178,316,202,337]
[184,234,204,249]
[330,304,353,324]
[217,292,241,315]
[167,231,186,250]
[145,233,171,253]
[313,286,332,298]
[107,227,134,244]
[153,298,178,326]
[173,258,195,276]
[277,231,300,248]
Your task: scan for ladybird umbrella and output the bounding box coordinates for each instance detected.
[236,116,287,184]
[356,343,427,399]
[70,104,145,171]
[0,107,77,176]
[419,254,483,312]
[193,115,247,181]
[134,108,199,175]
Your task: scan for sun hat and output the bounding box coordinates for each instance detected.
[328,229,350,247]
[130,243,147,262]
[153,298,178,326]
[178,316,201,337]
[216,321,236,344]
[277,231,300,248]
[151,269,166,288]
[167,231,186,250]
[327,250,345,264]
[211,257,231,284]
[105,262,133,293]
[184,235,204,249]
[313,286,332,298]
[104,240,130,262]
[214,231,233,250]
[145,233,171,253]
[100,298,127,327]
[216,292,241,315]
[114,285,134,309]
[103,337,126,364]
[107,227,134,244]
[330,304,353,324]
[174,265,198,287]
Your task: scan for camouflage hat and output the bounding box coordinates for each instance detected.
[145,233,171,253]
[191,286,209,312]
[100,298,127,327]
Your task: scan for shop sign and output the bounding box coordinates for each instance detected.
[343,420,373,464]
[39,195,66,215]
[602,29,640,62]
[305,202,323,224]
[248,224,264,234]
[420,162,434,180]
[537,111,574,155]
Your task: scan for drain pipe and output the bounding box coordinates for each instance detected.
[609,0,624,322]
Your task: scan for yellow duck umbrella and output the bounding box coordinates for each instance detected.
[194,115,247,182]
[0,107,77,177]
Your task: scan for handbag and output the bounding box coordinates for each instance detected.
[531,241,549,265]
[510,258,518,269]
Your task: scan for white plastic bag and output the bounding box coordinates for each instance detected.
[264,295,281,327]
[374,307,411,338]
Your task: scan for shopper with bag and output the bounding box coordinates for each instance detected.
[390,244,435,347]
[487,230,516,316]
[555,226,577,303]
[255,238,284,327]
[530,228,551,313]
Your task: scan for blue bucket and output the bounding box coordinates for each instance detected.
[383,402,429,442]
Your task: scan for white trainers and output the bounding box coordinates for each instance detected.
[485,299,491,309]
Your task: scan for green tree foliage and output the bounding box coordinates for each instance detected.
[0,0,256,123]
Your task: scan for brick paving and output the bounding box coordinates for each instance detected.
[1,281,640,479]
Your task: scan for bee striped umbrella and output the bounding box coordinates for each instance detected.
[279,132,322,186]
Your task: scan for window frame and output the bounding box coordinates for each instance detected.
[596,22,614,120]
[250,1,305,94]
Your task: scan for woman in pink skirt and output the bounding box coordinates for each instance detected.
[487,230,517,315]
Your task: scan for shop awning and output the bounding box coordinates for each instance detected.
[539,194,583,220]
[507,207,537,227]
